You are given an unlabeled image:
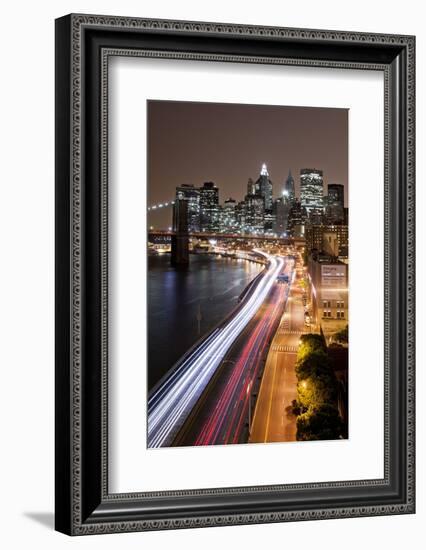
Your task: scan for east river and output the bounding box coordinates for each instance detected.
[147,253,262,390]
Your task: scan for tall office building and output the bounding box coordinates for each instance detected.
[328,183,344,207]
[247,177,255,196]
[222,198,237,232]
[254,163,273,210]
[283,169,296,203]
[175,184,200,232]
[235,201,246,231]
[300,168,324,220]
[325,183,345,224]
[244,193,265,234]
[287,199,307,237]
[264,209,275,233]
[273,197,291,236]
[199,181,220,232]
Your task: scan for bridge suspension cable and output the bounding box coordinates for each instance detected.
[147,200,175,212]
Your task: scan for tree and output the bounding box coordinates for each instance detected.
[295,350,330,380]
[334,324,349,344]
[296,369,338,411]
[297,404,344,441]
[297,333,327,362]
[294,333,342,441]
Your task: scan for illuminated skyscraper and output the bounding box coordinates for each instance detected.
[300,168,324,220]
[273,197,291,236]
[283,169,296,204]
[235,201,246,231]
[222,198,237,232]
[254,163,273,210]
[287,199,307,237]
[247,178,255,195]
[245,193,265,234]
[199,181,220,232]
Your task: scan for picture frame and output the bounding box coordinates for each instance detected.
[55,13,415,535]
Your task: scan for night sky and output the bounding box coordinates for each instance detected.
[147,100,348,229]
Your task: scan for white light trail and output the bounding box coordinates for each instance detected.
[147,252,285,448]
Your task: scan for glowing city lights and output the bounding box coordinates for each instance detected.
[147,252,285,448]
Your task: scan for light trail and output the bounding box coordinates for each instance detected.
[193,260,293,446]
[147,252,285,448]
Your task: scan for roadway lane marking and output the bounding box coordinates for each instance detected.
[271,345,298,352]
[264,353,278,442]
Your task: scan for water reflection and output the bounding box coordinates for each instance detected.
[147,254,261,390]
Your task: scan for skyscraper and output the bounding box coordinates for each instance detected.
[245,193,265,234]
[273,197,291,236]
[235,201,246,231]
[325,183,345,225]
[300,168,324,220]
[287,199,307,237]
[175,184,200,232]
[247,178,255,196]
[254,163,273,210]
[328,183,344,207]
[199,181,220,232]
[283,169,296,203]
[222,198,237,232]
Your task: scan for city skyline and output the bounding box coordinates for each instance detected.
[148,100,348,228]
[147,100,349,448]
[150,163,347,238]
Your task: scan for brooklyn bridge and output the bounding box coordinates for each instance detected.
[149,198,304,266]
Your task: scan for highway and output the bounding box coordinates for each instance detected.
[249,269,305,443]
[175,258,294,447]
[147,251,285,448]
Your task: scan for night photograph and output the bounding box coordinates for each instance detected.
[146,100,349,448]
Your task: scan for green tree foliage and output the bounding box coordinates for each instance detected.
[334,324,349,344]
[294,333,343,440]
[297,405,344,441]
[297,333,326,362]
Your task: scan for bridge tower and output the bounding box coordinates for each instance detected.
[171,198,189,267]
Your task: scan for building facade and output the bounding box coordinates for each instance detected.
[300,168,324,221]
[305,224,349,260]
[283,169,296,203]
[325,183,345,225]
[254,163,273,210]
[273,196,291,236]
[308,253,348,336]
[175,184,200,232]
[244,193,265,234]
[287,199,307,238]
[222,197,237,232]
[199,181,220,232]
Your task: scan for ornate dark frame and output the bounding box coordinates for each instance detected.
[55,14,415,536]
